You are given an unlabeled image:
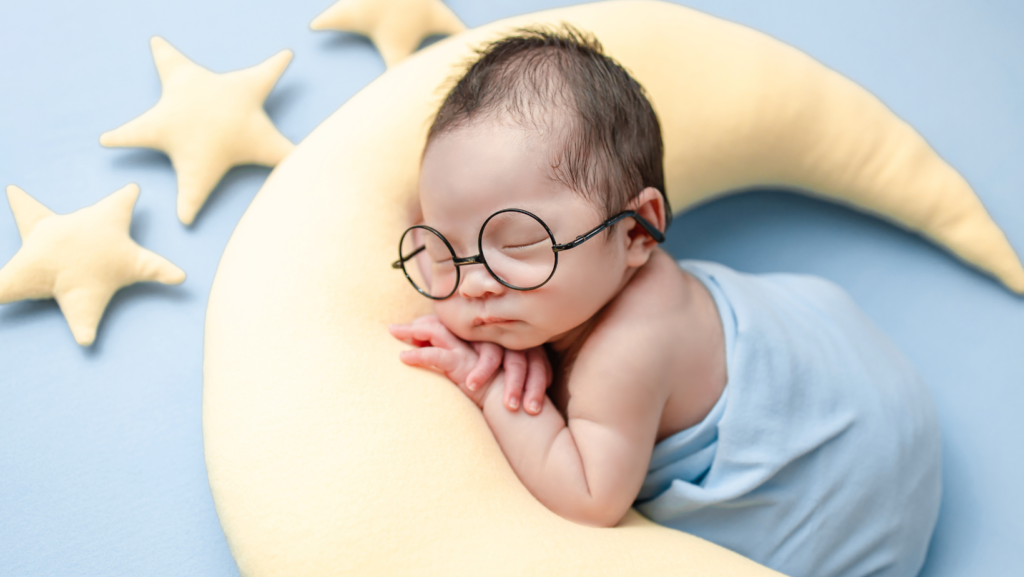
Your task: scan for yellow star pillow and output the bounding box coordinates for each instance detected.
[101,37,294,226]
[311,0,465,68]
[204,1,1023,576]
[0,184,185,346]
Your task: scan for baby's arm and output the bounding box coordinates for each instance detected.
[388,315,551,414]
[390,315,664,527]
[478,334,665,527]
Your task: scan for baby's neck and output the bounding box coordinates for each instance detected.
[546,316,597,356]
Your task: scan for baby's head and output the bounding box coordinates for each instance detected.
[408,25,669,350]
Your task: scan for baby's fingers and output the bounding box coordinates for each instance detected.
[522,347,551,415]
[411,316,468,350]
[399,347,460,375]
[387,319,433,345]
[466,342,503,391]
[388,323,419,346]
[502,349,527,411]
[390,317,462,350]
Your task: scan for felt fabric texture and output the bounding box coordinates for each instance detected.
[100,37,294,226]
[203,1,1016,575]
[310,0,466,68]
[636,260,941,577]
[0,184,185,346]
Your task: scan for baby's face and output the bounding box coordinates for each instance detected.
[418,119,633,350]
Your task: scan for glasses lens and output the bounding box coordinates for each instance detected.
[481,211,555,289]
[399,227,458,298]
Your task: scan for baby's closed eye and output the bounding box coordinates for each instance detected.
[503,239,547,250]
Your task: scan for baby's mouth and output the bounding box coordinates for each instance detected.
[473,316,516,327]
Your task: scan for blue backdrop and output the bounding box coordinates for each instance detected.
[1,1,1021,575]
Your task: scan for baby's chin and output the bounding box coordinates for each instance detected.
[457,322,547,351]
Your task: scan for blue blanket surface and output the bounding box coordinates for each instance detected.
[635,260,942,577]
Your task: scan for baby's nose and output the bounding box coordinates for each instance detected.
[458,265,505,299]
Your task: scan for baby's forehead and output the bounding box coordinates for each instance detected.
[423,119,606,221]
[421,113,560,176]
[419,121,603,229]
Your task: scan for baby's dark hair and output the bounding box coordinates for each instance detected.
[426,24,671,229]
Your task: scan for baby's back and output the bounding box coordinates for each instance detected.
[635,260,941,577]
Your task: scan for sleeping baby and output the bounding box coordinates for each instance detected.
[388,25,941,577]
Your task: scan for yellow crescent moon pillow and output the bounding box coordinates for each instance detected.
[204,1,1022,575]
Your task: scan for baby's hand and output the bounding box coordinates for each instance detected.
[388,315,493,407]
[500,346,551,416]
[388,315,551,414]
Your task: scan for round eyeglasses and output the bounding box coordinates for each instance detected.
[391,208,665,300]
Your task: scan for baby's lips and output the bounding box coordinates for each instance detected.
[473,316,516,326]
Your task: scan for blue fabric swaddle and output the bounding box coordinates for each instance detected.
[634,260,941,577]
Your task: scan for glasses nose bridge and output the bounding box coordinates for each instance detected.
[453,253,485,267]
[455,255,503,297]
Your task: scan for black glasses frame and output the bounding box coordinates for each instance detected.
[391,208,665,300]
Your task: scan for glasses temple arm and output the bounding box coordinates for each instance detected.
[391,245,426,269]
[631,213,666,243]
[552,211,665,252]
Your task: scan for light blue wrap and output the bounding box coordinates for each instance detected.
[635,260,941,577]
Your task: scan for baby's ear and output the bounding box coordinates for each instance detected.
[630,187,667,236]
[623,187,666,267]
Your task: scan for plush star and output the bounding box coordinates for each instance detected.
[100,37,294,226]
[311,0,465,68]
[0,184,186,346]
